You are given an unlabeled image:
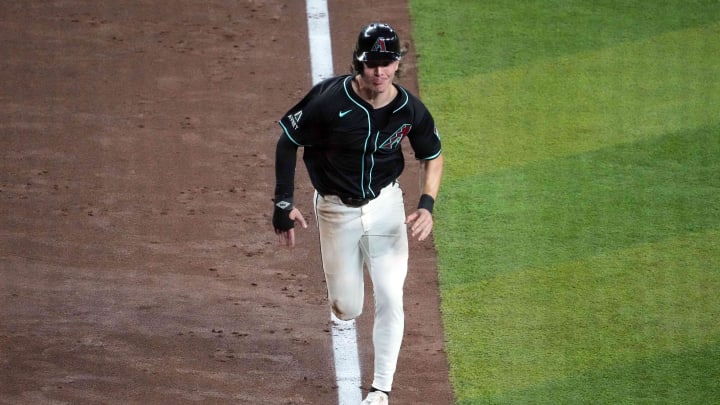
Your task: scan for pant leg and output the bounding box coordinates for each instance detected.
[360,183,409,392]
[314,192,365,320]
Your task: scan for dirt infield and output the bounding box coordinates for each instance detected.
[0,2,453,404]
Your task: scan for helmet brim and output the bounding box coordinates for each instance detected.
[356,51,401,62]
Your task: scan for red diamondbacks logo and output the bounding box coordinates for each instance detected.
[371,38,387,52]
[381,124,411,150]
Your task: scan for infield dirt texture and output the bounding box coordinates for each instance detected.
[0,1,454,404]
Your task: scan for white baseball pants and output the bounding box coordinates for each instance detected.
[313,182,409,392]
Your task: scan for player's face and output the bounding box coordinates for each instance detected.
[361,60,399,93]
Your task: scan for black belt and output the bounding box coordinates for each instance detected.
[322,181,396,207]
[339,195,372,207]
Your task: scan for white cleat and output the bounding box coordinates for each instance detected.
[361,390,389,405]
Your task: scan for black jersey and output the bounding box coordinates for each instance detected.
[278,75,441,200]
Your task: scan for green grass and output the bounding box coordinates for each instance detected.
[446,230,720,403]
[479,344,720,404]
[422,23,720,177]
[439,125,720,285]
[411,0,720,80]
[409,1,720,403]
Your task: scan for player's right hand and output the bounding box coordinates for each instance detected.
[274,207,307,247]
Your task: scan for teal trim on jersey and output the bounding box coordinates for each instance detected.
[393,87,409,113]
[343,76,374,199]
[278,121,303,146]
[368,130,381,198]
[423,150,442,160]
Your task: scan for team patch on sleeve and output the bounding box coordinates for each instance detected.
[287,110,303,130]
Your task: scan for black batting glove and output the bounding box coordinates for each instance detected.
[272,197,294,231]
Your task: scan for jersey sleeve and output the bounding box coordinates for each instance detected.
[408,107,442,160]
[278,78,336,146]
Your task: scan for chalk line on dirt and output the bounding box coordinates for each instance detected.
[305,1,363,404]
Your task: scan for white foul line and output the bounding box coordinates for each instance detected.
[306,0,335,84]
[305,1,363,404]
[330,313,362,404]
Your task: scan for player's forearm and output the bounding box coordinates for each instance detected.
[419,154,443,199]
[275,134,298,199]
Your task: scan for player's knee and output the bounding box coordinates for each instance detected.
[331,299,361,321]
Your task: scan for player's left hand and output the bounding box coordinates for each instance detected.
[405,209,433,241]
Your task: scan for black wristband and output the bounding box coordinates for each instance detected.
[418,194,435,214]
[272,198,294,231]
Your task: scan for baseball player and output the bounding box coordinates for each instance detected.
[272,22,443,404]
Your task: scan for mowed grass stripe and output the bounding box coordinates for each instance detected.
[410,0,720,80]
[408,1,720,403]
[444,228,720,402]
[423,23,720,178]
[470,344,720,404]
[437,124,720,286]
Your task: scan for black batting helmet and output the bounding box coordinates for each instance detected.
[353,23,401,72]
